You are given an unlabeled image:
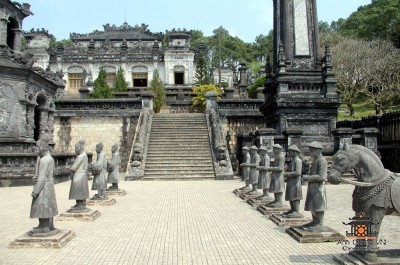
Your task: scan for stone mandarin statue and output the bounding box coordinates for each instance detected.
[91,142,107,199]
[301,141,327,230]
[246,145,260,195]
[238,146,251,190]
[267,144,285,207]
[107,143,121,190]
[282,145,303,218]
[256,146,271,200]
[68,139,90,212]
[30,134,58,235]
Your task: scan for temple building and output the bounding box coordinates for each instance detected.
[24,23,198,96]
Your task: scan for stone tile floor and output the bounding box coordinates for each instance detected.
[0,177,399,265]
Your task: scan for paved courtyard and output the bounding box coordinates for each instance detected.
[0,177,399,265]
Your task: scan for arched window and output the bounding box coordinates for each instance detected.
[7,17,19,50]
[67,66,85,95]
[132,66,148,87]
[174,65,185,85]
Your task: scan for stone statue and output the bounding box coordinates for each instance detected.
[30,134,58,235]
[329,143,400,262]
[301,141,327,229]
[107,143,121,190]
[238,146,251,190]
[267,144,285,207]
[246,146,260,195]
[282,145,303,218]
[255,146,271,200]
[90,142,107,199]
[68,139,89,212]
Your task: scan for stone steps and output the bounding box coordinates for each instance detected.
[143,113,215,180]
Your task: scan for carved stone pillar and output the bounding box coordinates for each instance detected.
[355,128,380,157]
[0,10,8,47]
[224,88,234,99]
[25,103,36,139]
[331,128,353,153]
[257,127,276,154]
[47,110,55,142]
[39,109,48,139]
[12,28,22,52]
[282,128,303,150]
[205,91,218,113]
[141,91,154,112]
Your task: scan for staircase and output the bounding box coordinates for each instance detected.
[143,113,215,180]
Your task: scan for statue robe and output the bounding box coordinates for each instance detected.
[107,151,121,184]
[69,152,89,200]
[92,151,107,190]
[285,156,303,201]
[304,154,327,212]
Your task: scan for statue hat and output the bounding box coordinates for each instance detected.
[307,141,324,149]
[250,145,258,150]
[272,144,283,149]
[259,146,268,152]
[242,146,250,151]
[288,144,301,153]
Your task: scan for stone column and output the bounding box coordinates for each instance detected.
[25,104,36,139]
[331,128,354,153]
[39,109,48,139]
[355,128,380,157]
[47,110,55,141]
[205,91,218,113]
[0,10,8,48]
[282,128,304,150]
[224,88,234,99]
[141,91,154,111]
[257,127,276,154]
[12,28,22,52]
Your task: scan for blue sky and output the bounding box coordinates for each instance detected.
[23,0,371,43]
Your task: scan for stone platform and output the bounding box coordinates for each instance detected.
[9,230,75,249]
[269,214,311,227]
[106,189,127,196]
[247,197,273,207]
[286,226,344,243]
[239,192,262,200]
[87,197,116,206]
[257,204,290,215]
[233,187,251,195]
[56,209,101,222]
[333,249,400,265]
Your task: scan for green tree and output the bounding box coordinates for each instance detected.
[339,0,400,47]
[194,53,210,85]
[192,84,222,112]
[247,76,265,99]
[149,70,166,113]
[91,67,113,99]
[115,67,127,92]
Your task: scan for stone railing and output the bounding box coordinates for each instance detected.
[217,98,264,117]
[125,92,154,180]
[205,92,234,180]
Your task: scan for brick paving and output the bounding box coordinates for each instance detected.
[0,177,399,265]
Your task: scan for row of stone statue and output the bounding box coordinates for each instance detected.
[29,136,121,235]
[239,141,327,230]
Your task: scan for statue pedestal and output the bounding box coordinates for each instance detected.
[56,209,101,222]
[233,187,251,195]
[106,189,127,196]
[286,226,344,243]
[9,230,75,249]
[269,214,310,227]
[333,249,400,265]
[239,192,262,200]
[247,197,273,207]
[257,204,290,215]
[87,197,116,206]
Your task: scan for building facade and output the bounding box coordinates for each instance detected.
[25,24,198,96]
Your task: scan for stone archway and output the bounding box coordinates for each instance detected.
[6,17,19,50]
[33,94,47,141]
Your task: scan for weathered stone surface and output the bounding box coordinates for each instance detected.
[9,230,75,249]
[56,209,100,222]
[247,197,273,207]
[87,197,116,206]
[239,192,262,200]
[106,189,127,196]
[333,249,400,265]
[257,204,290,215]
[286,226,344,243]
[269,214,310,227]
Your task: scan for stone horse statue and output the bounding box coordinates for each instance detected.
[328,144,400,262]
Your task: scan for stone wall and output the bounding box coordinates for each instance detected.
[53,116,138,170]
